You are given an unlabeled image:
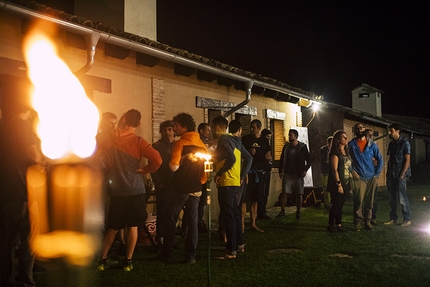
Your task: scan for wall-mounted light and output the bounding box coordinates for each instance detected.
[305,102,321,127]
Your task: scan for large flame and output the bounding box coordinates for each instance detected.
[23,33,99,159]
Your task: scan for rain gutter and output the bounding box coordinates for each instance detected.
[1,1,317,105]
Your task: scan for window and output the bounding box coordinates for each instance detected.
[271,119,285,168]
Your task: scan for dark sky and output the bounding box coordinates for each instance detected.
[157,1,430,118]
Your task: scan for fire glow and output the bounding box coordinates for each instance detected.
[24,29,103,266]
[23,33,99,159]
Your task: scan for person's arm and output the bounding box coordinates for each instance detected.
[372,144,383,177]
[215,137,236,177]
[139,140,162,174]
[399,154,410,179]
[399,141,411,179]
[330,154,343,194]
[241,146,253,180]
[279,144,286,180]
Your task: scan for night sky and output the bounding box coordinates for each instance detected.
[157,1,430,118]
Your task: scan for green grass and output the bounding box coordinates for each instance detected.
[35,183,430,287]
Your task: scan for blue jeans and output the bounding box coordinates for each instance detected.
[218,186,243,254]
[161,191,200,260]
[387,177,411,222]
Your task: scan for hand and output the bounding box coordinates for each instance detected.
[352,170,360,179]
[279,173,284,180]
[338,185,344,194]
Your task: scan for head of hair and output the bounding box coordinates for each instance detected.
[159,120,174,133]
[388,123,402,134]
[261,128,272,138]
[250,119,262,129]
[228,120,242,133]
[173,112,196,132]
[354,122,364,130]
[289,129,299,138]
[122,109,141,128]
[330,130,349,157]
[99,112,117,131]
[212,116,228,130]
[198,122,210,133]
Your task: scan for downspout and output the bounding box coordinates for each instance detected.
[74,32,100,76]
[223,81,253,118]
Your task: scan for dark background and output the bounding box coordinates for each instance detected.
[37,0,430,118]
[157,1,430,118]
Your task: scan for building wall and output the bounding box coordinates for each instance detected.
[0,13,301,218]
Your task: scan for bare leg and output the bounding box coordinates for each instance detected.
[101,228,118,259]
[241,202,246,233]
[296,194,302,212]
[250,202,263,232]
[280,193,287,210]
[125,226,138,260]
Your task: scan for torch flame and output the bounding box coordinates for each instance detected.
[23,33,99,159]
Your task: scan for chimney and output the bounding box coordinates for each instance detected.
[351,83,383,117]
[74,0,157,40]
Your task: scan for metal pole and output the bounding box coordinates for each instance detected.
[206,173,211,287]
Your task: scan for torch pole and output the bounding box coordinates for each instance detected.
[206,173,211,287]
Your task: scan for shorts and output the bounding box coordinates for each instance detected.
[246,172,264,203]
[282,173,304,195]
[107,194,147,230]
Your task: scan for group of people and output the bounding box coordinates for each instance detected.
[97,112,258,268]
[0,92,414,284]
[322,122,412,232]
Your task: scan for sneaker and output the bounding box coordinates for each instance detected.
[365,223,374,230]
[275,210,285,218]
[336,225,348,232]
[183,258,196,264]
[295,211,301,220]
[327,225,337,233]
[355,223,362,232]
[97,258,110,271]
[213,254,236,260]
[123,259,133,271]
[401,221,411,227]
[384,219,397,225]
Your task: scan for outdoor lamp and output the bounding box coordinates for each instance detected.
[305,102,321,127]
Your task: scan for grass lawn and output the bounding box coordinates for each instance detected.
[34,182,430,287]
